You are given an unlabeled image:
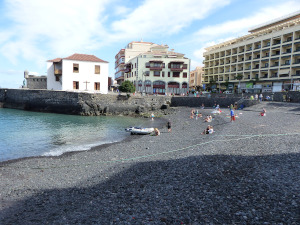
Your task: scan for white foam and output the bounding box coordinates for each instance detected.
[41,138,123,157]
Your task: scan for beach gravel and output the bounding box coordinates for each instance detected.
[0,102,299,224]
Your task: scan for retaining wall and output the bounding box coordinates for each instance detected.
[1,89,298,116]
[0,89,172,116]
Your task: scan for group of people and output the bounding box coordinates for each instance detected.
[190,109,203,119]
[151,120,172,136]
[190,108,214,134]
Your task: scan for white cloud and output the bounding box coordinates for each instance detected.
[191,1,300,63]
[110,0,230,41]
[113,6,130,16]
[1,0,110,64]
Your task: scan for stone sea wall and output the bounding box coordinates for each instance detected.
[0,89,172,116]
[1,89,298,116]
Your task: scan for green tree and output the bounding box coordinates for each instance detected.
[119,80,136,93]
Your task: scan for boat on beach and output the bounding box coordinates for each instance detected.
[125,127,154,135]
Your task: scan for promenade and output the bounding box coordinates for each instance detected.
[1,102,299,224]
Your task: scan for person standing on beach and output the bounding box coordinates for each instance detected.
[230,108,235,122]
[167,120,172,132]
[259,93,263,102]
[151,113,155,121]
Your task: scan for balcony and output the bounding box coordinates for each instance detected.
[124,68,131,73]
[170,68,183,72]
[149,66,163,71]
[54,69,62,75]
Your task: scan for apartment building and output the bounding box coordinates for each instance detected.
[189,66,204,91]
[203,11,300,93]
[124,45,190,95]
[115,41,159,84]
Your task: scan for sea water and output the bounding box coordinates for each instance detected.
[0,108,149,162]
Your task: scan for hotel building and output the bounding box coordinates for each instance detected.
[203,11,300,92]
[189,66,204,91]
[115,41,159,84]
[124,45,190,95]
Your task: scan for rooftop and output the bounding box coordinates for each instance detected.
[205,11,300,52]
[48,53,108,63]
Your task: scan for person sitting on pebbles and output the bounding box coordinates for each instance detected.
[204,115,212,122]
[260,108,266,116]
[202,125,214,135]
[154,128,160,136]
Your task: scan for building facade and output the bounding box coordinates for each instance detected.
[23,70,47,89]
[115,41,159,84]
[189,66,204,91]
[203,11,300,93]
[47,54,109,94]
[124,45,190,95]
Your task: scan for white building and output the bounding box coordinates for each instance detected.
[124,45,190,95]
[115,41,159,84]
[47,53,109,93]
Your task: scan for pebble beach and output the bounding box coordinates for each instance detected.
[0,102,299,224]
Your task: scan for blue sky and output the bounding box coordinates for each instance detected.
[0,0,299,88]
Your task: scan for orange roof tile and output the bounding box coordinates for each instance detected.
[47,58,62,62]
[47,53,108,63]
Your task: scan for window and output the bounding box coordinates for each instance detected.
[144,71,150,76]
[55,75,59,81]
[135,63,136,68]
[73,81,79,89]
[154,71,160,76]
[162,71,165,77]
[285,60,290,65]
[94,82,100,90]
[95,65,100,74]
[183,72,187,78]
[265,63,269,67]
[135,71,136,76]
[73,64,79,73]
[168,72,170,77]
[173,72,180,77]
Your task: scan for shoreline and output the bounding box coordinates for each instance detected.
[1,103,299,224]
[0,116,168,166]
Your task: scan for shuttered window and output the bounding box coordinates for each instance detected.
[95,65,100,74]
[73,64,79,73]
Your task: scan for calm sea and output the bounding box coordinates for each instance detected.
[0,108,149,162]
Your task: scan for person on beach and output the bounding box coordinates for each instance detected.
[154,128,160,136]
[255,94,258,101]
[151,113,155,121]
[260,108,266,116]
[167,120,172,132]
[190,109,195,119]
[195,110,199,120]
[201,103,205,109]
[204,115,212,122]
[201,125,214,135]
[259,93,263,102]
[230,108,235,122]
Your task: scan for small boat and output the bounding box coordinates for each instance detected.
[125,127,154,135]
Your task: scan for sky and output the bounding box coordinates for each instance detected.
[0,0,299,88]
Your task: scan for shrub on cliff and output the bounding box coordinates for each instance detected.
[119,81,135,93]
